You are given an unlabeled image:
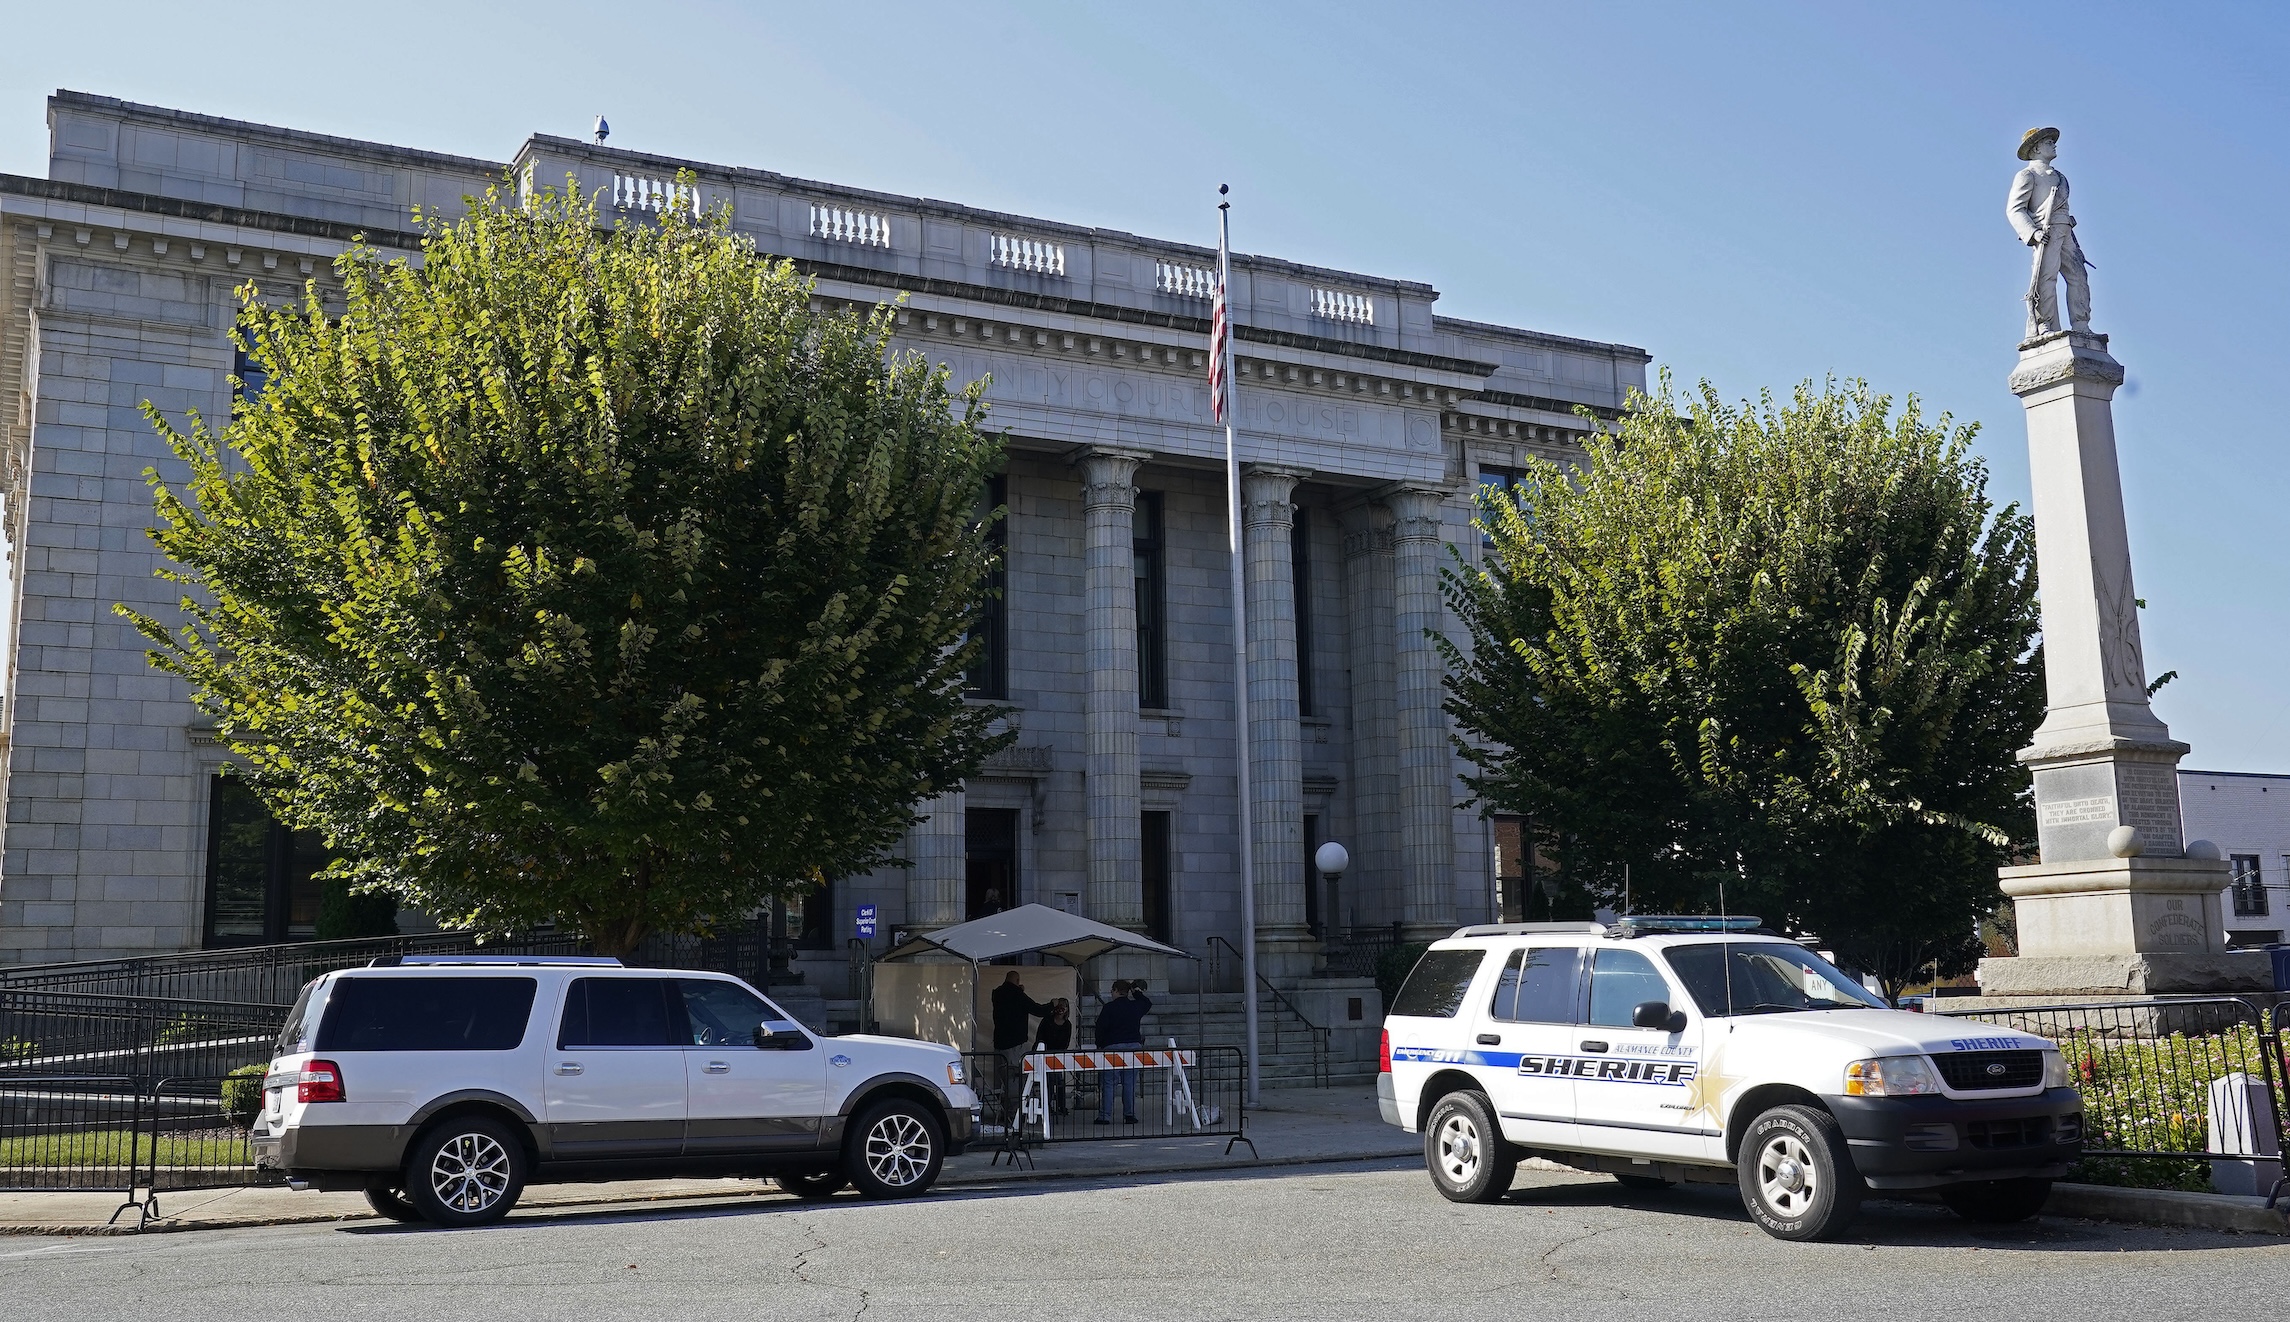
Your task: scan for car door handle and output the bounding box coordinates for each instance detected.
[1476,1034,1502,1046]
[1579,1040,1609,1053]
[556,1062,583,1075]
[703,1061,731,1074]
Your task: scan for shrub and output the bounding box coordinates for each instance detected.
[221,1063,268,1130]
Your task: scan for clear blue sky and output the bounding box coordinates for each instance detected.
[4,2,2283,770]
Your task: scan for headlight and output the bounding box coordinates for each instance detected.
[2042,1049,2071,1090]
[946,1060,966,1087]
[1844,1055,1939,1097]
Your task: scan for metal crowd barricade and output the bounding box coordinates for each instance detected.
[1940,995,2286,1196]
[988,1043,1251,1165]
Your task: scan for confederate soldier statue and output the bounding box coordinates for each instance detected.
[2006,126,2092,339]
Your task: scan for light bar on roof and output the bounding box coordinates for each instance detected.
[1607,915,1764,939]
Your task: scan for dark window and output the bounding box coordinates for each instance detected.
[1292,507,1315,717]
[1493,815,1533,922]
[316,977,537,1052]
[1477,466,1524,545]
[793,877,833,951]
[557,977,685,1047]
[232,344,269,406]
[1587,948,1674,1027]
[2231,855,2268,918]
[679,979,789,1047]
[1141,810,1173,942]
[1134,491,1167,708]
[203,775,337,947]
[965,476,1009,699]
[966,807,1020,920]
[1389,949,1487,1019]
[1302,812,1322,937]
[1489,947,1582,1023]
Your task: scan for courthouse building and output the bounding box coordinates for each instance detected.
[0,92,1648,989]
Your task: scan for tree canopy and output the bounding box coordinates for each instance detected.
[1444,375,2043,998]
[127,180,1009,956]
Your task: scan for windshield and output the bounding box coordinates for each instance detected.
[1662,941,1885,1017]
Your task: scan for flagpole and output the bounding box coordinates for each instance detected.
[1217,185,1261,1106]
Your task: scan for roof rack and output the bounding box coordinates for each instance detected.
[1607,915,1765,940]
[1448,922,1607,939]
[365,954,624,968]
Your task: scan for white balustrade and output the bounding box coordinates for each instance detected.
[810,204,892,249]
[1155,260,1216,299]
[1311,287,1374,325]
[990,233,1066,276]
[612,174,699,217]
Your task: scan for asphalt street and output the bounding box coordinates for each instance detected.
[1,1160,2281,1322]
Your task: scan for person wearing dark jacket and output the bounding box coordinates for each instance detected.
[990,971,1057,1111]
[1033,999,1075,1114]
[1093,980,1153,1124]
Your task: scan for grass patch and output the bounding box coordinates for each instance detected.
[0,1128,249,1169]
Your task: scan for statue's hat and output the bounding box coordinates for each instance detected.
[2017,126,2060,161]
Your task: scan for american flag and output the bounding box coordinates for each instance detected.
[1209,264,1230,423]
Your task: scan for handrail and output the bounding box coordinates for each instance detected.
[1204,936,1330,1088]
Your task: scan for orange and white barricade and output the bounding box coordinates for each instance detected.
[1019,1039,1199,1141]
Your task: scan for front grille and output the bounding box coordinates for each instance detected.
[1964,1117,2049,1149]
[1934,1050,2044,1091]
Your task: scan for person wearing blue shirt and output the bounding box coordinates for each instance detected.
[1093,980,1152,1124]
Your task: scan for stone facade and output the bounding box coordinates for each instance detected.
[0,92,1649,986]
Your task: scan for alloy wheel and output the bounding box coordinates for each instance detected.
[863,1112,934,1188]
[429,1130,512,1214]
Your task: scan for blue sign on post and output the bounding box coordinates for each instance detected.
[855,904,878,939]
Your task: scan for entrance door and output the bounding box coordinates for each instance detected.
[966,808,1019,919]
[1480,944,1584,1148]
[679,978,830,1156]
[544,977,689,1159]
[1569,947,1706,1161]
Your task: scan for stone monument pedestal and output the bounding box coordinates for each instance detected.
[1980,848,2269,995]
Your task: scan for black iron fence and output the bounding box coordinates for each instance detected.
[1941,996,2287,1197]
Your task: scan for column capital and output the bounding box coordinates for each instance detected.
[1241,466,1308,529]
[1074,447,1151,509]
[1382,484,1448,542]
[1340,503,1396,560]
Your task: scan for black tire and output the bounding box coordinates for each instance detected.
[1613,1172,1676,1191]
[401,1114,528,1228]
[774,1171,849,1201]
[362,1180,425,1223]
[1423,1091,1517,1204]
[842,1098,945,1199]
[1939,1178,2052,1224]
[1736,1104,1863,1241]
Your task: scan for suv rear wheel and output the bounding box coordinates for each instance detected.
[775,1171,849,1200]
[1736,1104,1862,1241]
[403,1114,528,1227]
[1940,1178,2052,1224]
[362,1179,424,1223]
[843,1098,945,1199]
[1424,1091,1517,1204]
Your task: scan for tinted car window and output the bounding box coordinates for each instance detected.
[1389,949,1487,1019]
[315,977,537,1052]
[1587,949,1673,1027]
[679,979,786,1047]
[1489,947,1581,1023]
[558,978,685,1047]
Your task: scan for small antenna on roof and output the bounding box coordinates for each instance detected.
[1624,864,1631,917]
[593,115,610,146]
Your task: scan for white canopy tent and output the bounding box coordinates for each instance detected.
[871,905,1194,1053]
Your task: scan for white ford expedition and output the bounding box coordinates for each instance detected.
[250,956,979,1226]
[1377,918,2083,1240]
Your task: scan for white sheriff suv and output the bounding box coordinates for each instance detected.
[250,956,979,1226]
[1377,918,2083,1241]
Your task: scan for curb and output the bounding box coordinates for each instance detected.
[2044,1182,2290,1236]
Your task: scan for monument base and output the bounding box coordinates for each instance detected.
[1974,951,2274,998]
[1999,855,2234,958]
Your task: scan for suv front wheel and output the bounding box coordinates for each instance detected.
[844,1098,945,1199]
[1736,1104,1862,1241]
[1424,1091,1517,1204]
[403,1114,528,1227]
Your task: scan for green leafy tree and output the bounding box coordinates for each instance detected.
[126,181,1009,956]
[1445,375,2043,1001]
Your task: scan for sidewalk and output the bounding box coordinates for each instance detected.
[0,1085,1416,1235]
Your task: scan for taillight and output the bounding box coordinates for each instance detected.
[1379,1029,1392,1074]
[298,1060,346,1104]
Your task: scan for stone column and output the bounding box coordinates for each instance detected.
[1079,448,1150,933]
[905,788,967,931]
[1341,503,1400,932]
[1242,467,1318,977]
[1981,331,2260,997]
[1389,486,1456,941]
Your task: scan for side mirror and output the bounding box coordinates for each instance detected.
[754,1025,812,1051]
[1632,1000,1687,1033]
